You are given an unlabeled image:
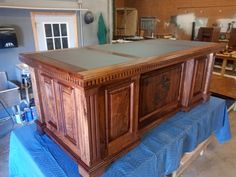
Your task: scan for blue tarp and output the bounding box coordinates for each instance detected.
[9,97,231,177]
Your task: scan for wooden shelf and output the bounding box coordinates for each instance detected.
[116,8,137,11]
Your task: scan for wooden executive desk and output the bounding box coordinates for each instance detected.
[20,40,224,177]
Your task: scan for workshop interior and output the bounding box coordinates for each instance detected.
[0,1,236,177]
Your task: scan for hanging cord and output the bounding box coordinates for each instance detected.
[0,99,15,138]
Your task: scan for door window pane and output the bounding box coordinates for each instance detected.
[44,24,52,37]
[61,24,67,36]
[54,38,61,49]
[53,24,60,37]
[46,38,54,50]
[44,22,70,51]
[62,37,68,48]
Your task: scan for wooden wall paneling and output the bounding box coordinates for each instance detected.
[125,0,236,39]
[115,0,125,8]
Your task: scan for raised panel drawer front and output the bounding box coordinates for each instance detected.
[56,82,78,145]
[39,74,59,131]
[139,64,183,129]
[105,81,136,156]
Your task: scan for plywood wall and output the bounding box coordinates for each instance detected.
[115,0,125,8]
[120,0,236,40]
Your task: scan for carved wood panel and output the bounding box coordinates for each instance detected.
[105,81,136,155]
[39,74,59,131]
[139,64,183,129]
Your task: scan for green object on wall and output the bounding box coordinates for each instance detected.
[97,13,107,44]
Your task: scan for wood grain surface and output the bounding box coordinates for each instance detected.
[21,40,224,177]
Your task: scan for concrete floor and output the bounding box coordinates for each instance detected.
[0,111,235,177]
[182,111,236,177]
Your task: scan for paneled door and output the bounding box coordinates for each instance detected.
[31,12,78,51]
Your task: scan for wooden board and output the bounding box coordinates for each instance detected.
[210,74,236,99]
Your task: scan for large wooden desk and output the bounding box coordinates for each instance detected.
[20,40,224,177]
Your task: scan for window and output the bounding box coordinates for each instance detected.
[31,12,78,51]
[44,23,69,50]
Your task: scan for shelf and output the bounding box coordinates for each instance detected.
[214,65,234,70]
[116,8,137,11]
[0,1,88,11]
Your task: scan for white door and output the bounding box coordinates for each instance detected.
[31,12,78,51]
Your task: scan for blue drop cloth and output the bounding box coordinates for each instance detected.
[9,96,231,177]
